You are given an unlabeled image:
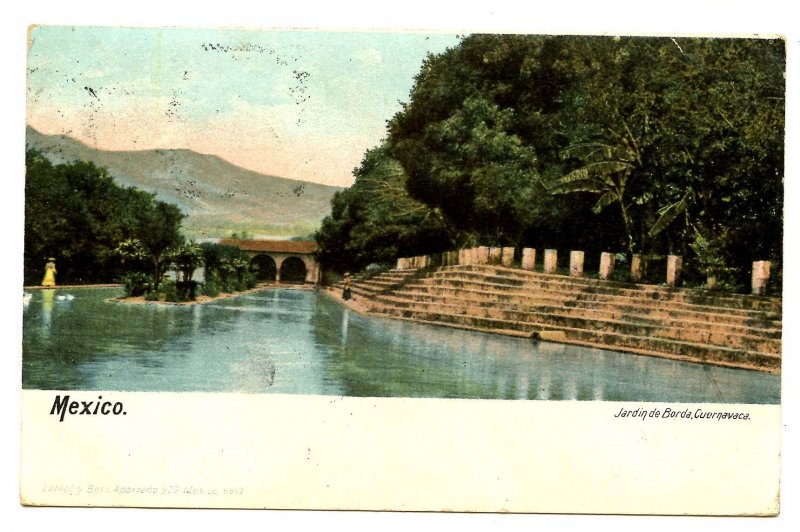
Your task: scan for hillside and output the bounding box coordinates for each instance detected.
[25,126,341,238]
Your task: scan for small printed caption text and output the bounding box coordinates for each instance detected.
[40,483,244,497]
[614,405,751,421]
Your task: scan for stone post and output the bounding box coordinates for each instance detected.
[470,247,480,265]
[666,255,682,288]
[501,247,515,267]
[631,254,644,283]
[449,251,458,266]
[490,247,502,264]
[544,249,558,274]
[478,246,490,265]
[569,251,585,277]
[521,248,536,271]
[599,252,615,280]
[752,260,771,296]
[457,249,465,265]
[396,258,405,270]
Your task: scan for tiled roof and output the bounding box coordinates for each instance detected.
[219,238,318,254]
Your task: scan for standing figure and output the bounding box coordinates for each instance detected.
[41,258,57,288]
[342,272,352,300]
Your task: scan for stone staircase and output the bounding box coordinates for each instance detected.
[338,265,782,373]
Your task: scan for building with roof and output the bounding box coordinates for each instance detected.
[220,239,320,284]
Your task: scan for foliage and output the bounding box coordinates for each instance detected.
[315,144,460,273]
[199,242,254,293]
[24,151,186,286]
[383,35,783,290]
[201,272,221,297]
[547,37,784,263]
[386,35,627,253]
[228,230,254,240]
[120,272,151,298]
[172,241,205,283]
[175,281,200,301]
[131,198,185,292]
[150,280,180,302]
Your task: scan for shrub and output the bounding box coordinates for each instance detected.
[176,280,199,301]
[202,272,221,297]
[121,272,151,297]
[160,280,180,302]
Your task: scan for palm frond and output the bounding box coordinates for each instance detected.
[648,189,694,238]
[592,191,618,214]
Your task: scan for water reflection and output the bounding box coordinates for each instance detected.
[21,288,780,403]
[341,309,350,345]
[41,289,54,336]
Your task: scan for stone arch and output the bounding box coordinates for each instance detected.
[279,256,308,283]
[250,254,277,282]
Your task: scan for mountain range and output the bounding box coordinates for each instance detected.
[25,126,342,239]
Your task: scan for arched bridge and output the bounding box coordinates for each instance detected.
[220,239,320,284]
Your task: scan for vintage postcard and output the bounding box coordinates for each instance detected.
[18,24,785,515]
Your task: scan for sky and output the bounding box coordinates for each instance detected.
[26,26,461,187]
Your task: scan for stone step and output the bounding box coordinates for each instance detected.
[366,293,780,354]
[450,265,782,313]
[357,277,411,289]
[352,270,422,288]
[410,275,782,321]
[388,283,782,331]
[345,277,781,335]
[342,267,782,371]
[373,289,782,338]
[346,273,782,333]
[372,304,779,371]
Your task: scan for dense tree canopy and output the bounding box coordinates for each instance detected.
[24,150,185,285]
[383,34,783,288]
[315,145,459,274]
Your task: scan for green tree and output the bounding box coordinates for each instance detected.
[316,144,458,273]
[199,242,252,292]
[386,35,783,289]
[387,35,622,252]
[173,241,204,283]
[132,198,185,292]
[24,151,187,286]
[548,37,784,284]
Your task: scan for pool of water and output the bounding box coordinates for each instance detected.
[21,287,780,403]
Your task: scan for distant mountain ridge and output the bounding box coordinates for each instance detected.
[25,126,341,239]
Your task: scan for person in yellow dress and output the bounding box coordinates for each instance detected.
[41,258,57,287]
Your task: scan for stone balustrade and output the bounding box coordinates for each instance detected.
[394,249,774,296]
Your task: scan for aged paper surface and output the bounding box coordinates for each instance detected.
[6,0,800,528]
